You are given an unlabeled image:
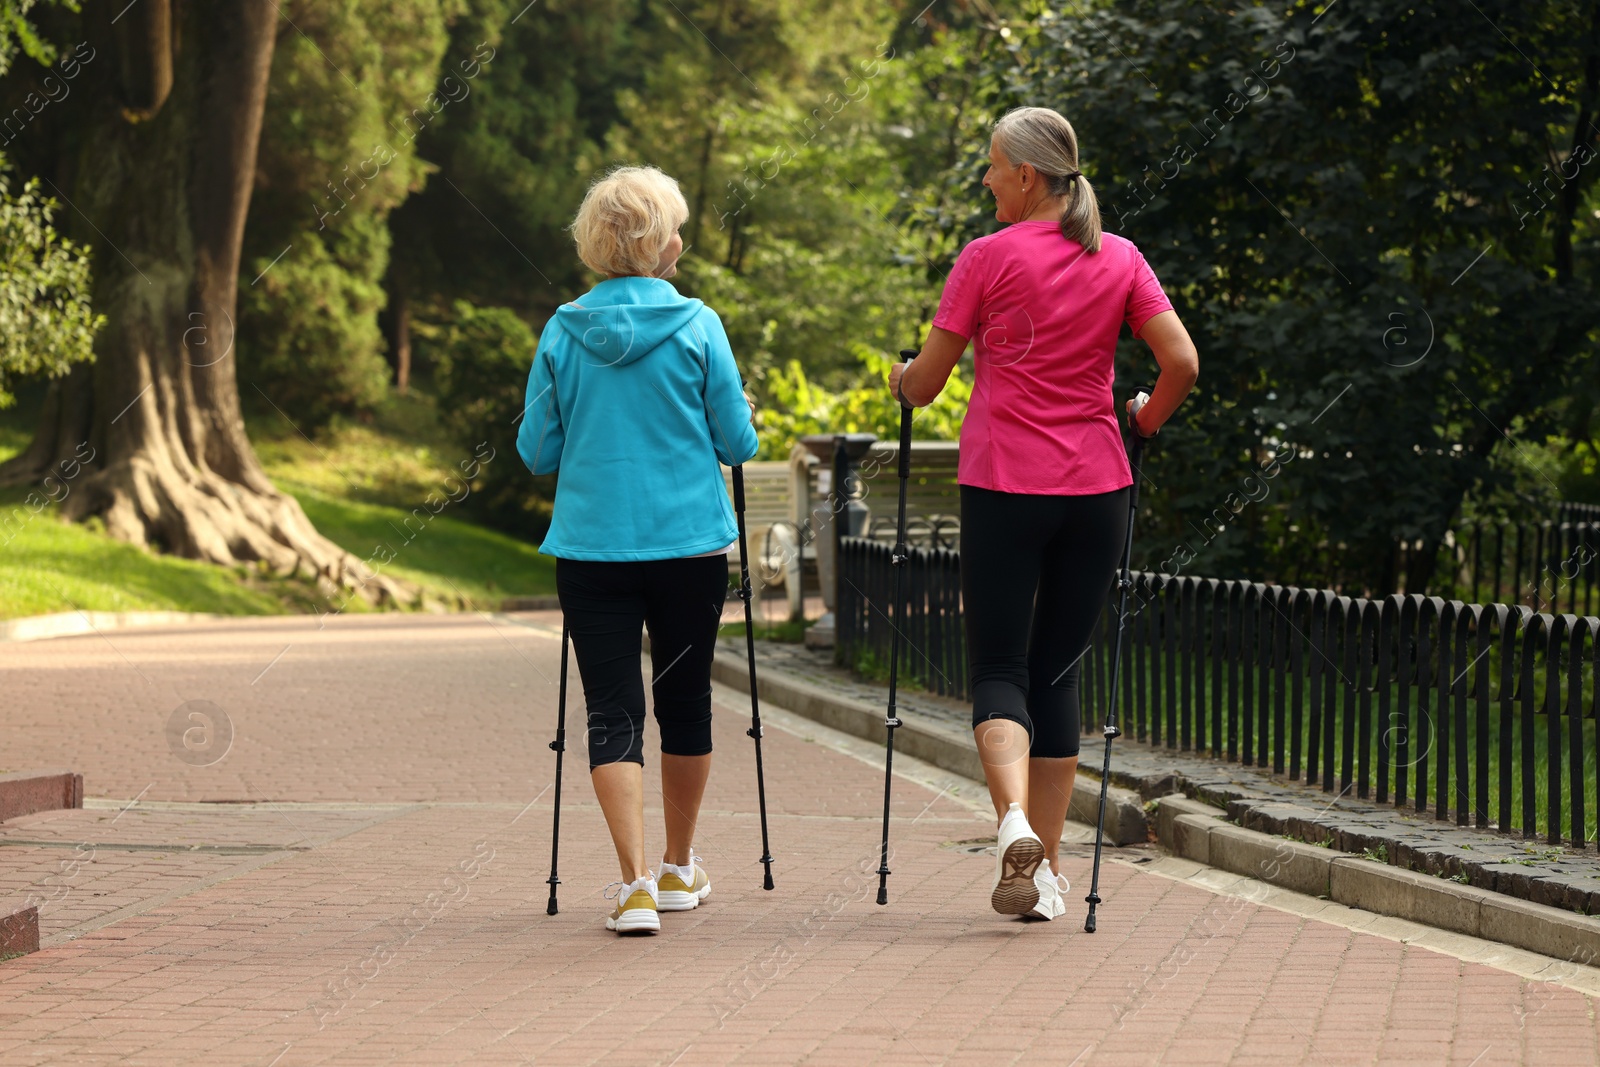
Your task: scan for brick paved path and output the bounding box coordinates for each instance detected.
[2,613,1597,1065]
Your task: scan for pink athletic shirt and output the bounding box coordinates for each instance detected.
[931,221,1173,495]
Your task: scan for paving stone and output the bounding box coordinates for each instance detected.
[736,639,1600,917]
[0,613,1595,1064]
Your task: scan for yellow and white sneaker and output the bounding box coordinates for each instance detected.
[658,853,711,912]
[991,802,1044,916]
[604,874,660,935]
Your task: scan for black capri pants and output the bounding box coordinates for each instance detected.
[556,554,729,768]
[961,484,1129,758]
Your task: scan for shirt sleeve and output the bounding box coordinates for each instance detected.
[515,341,564,476]
[930,239,989,341]
[1124,248,1174,336]
[696,308,760,466]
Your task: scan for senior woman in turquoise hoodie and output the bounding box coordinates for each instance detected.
[516,165,759,936]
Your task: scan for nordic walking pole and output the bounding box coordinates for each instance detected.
[1084,389,1152,933]
[877,348,918,906]
[546,622,570,915]
[731,464,776,890]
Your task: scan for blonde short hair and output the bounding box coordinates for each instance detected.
[570,165,689,277]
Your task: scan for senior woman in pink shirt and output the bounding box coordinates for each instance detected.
[890,106,1200,922]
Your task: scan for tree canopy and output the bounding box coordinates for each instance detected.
[0,0,1594,598]
[0,0,98,410]
[921,0,1600,591]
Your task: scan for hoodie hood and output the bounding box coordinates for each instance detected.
[551,276,704,367]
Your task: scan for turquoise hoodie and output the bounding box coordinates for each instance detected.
[516,276,760,561]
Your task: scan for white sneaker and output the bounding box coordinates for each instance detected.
[991,803,1044,915]
[1028,863,1069,920]
[604,874,661,935]
[658,853,710,911]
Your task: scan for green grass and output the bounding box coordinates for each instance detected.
[0,488,308,618]
[719,618,812,644]
[0,388,553,619]
[851,643,930,691]
[249,390,474,510]
[287,486,554,609]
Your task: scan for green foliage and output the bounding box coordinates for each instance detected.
[241,233,391,426]
[387,0,634,320]
[422,299,550,535]
[0,172,99,407]
[757,344,968,458]
[239,0,466,427]
[0,0,64,76]
[0,0,98,410]
[925,0,1600,593]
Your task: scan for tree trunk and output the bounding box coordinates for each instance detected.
[392,289,411,395]
[0,0,407,605]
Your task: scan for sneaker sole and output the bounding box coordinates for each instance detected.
[991,837,1045,915]
[657,888,706,912]
[606,911,661,934]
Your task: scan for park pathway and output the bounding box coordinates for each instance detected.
[1,612,1597,1065]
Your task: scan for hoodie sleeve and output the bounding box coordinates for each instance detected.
[696,308,760,467]
[515,343,564,476]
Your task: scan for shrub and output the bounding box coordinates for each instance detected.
[756,343,969,459]
[239,234,391,428]
[423,300,552,537]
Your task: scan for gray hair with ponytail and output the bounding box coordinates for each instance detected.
[992,106,1103,253]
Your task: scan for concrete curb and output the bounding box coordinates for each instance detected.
[0,770,83,823]
[0,600,563,643]
[708,648,1150,845]
[0,610,220,642]
[1155,793,1600,963]
[0,771,80,962]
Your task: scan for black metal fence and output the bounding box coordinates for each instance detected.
[837,537,967,699]
[837,536,1599,849]
[1408,521,1600,613]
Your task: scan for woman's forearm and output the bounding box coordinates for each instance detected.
[1132,311,1199,436]
[897,326,968,407]
[1135,369,1196,436]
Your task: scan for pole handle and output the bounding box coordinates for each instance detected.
[897,348,917,475]
[1126,384,1156,437]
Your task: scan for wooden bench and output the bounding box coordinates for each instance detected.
[721,461,794,574]
[853,440,962,549]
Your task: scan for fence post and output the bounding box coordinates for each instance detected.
[1357,602,1380,800]
[1377,597,1398,805]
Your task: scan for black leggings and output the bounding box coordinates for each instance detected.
[960,484,1129,758]
[556,555,729,768]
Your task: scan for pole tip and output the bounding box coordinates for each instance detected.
[546,897,558,916]
[763,872,775,891]
[1084,913,1096,933]
[876,887,889,906]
